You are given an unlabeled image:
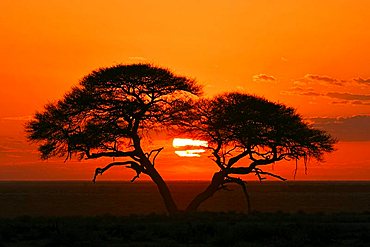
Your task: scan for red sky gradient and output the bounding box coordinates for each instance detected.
[0,0,369,180]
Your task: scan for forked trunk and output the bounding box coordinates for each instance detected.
[185,171,225,212]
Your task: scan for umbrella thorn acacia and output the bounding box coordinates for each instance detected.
[26,63,201,215]
[178,92,337,212]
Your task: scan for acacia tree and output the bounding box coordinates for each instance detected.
[26,64,201,215]
[180,93,336,212]
[27,65,336,215]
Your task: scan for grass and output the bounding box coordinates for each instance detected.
[1,212,369,247]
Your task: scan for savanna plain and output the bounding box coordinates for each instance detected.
[0,181,369,246]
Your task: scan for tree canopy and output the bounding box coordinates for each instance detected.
[26,63,201,214]
[180,92,336,212]
[27,64,201,160]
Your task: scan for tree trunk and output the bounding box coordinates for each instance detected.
[185,171,225,212]
[141,158,179,215]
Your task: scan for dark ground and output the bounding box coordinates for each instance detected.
[0,181,369,246]
[1,212,369,247]
[1,181,369,217]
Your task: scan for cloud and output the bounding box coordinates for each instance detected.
[252,74,276,82]
[330,100,370,106]
[292,74,345,87]
[353,77,370,85]
[283,87,370,106]
[280,86,322,96]
[351,100,370,106]
[331,100,348,105]
[289,86,314,92]
[0,135,36,162]
[311,115,370,141]
[300,92,323,96]
[326,92,370,101]
[304,74,343,86]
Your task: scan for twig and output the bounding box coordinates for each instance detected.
[294,158,298,179]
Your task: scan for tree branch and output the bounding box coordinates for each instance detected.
[208,139,225,170]
[254,168,287,181]
[294,159,298,179]
[223,145,240,156]
[226,166,254,175]
[227,149,249,168]
[86,150,136,159]
[92,161,144,183]
[145,147,164,167]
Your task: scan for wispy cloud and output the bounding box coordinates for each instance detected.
[304,74,344,86]
[331,100,348,105]
[0,135,36,161]
[328,98,370,106]
[351,100,370,106]
[301,92,323,96]
[353,77,370,85]
[311,115,370,141]
[281,86,370,106]
[280,86,322,96]
[252,74,276,82]
[326,92,370,101]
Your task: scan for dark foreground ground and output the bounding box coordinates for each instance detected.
[1,181,370,217]
[0,181,369,246]
[1,212,369,247]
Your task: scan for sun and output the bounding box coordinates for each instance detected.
[172,138,208,157]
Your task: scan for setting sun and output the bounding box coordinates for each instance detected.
[172,138,208,148]
[172,138,208,157]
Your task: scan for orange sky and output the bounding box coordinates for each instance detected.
[0,0,369,180]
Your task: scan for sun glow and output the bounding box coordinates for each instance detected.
[172,138,208,157]
[174,149,206,157]
[172,138,208,148]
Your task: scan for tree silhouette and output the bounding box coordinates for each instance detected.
[26,65,336,215]
[180,92,336,212]
[26,64,201,215]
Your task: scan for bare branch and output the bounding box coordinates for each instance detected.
[145,147,164,166]
[254,169,265,182]
[254,168,287,181]
[227,149,250,168]
[86,150,136,159]
[92,161,143,183]
[227,166,254,175]
[250,150,274,159]
[294,159,298,179]
[214,139,223,167]
[208,140,225,170]
[223,145,240,156]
